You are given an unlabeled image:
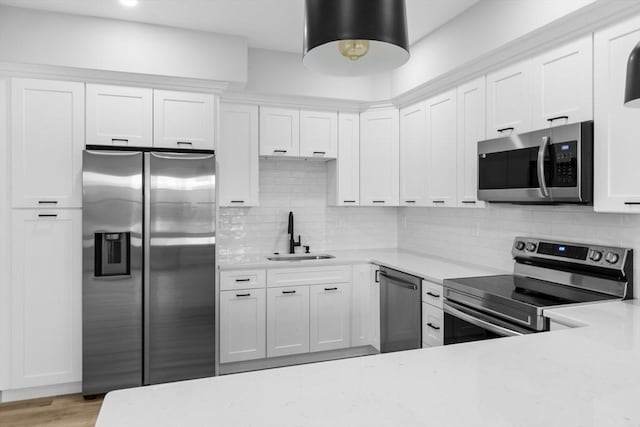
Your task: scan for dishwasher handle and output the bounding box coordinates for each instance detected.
[379,272,419,290]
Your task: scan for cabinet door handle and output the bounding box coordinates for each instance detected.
[461,201,476,204]
[235,278,251,282]
[313,151,326,155]
[343,200,356,203]
[230,200,245,204]
[372,200,385,204]
[177,141,193,146]
[432,200,445,204]
[38,200,58,205]
[624,202,640,205]
[426,292,440,298]
[324,287,338,291]
[235,293,251,297]
[405,200,416,204]
[547,115,569,123]
[427,323,441,331]
[274,150,287,153]
[374,269,380,283]
[497,127,514,134]
[112,138,129,143]
[38,214,58,218]
[282,290,297,294]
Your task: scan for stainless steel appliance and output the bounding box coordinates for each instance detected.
[82,147,216,396]
[379,266,422,353]
[443,237,633,345]
[477,121,593,204]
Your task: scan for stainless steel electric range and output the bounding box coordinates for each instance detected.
[443,237,633,344]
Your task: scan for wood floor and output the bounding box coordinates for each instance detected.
[0,394,103,427]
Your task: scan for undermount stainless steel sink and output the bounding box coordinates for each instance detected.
[267,254,335,261]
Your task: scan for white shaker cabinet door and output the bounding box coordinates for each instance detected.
[426,90,457,207]
[219,289,266,364]
[328,112,360,206]
[11,78,84,209]
[218,103,259,207]
[456,77,486,208]
[532,35,593,129]
[259,106,300,157]
[399,101,428,206]
[266,286,310,357]
[86,84,153,147]
[153,90,215,150]
[11,209,82,388]
[309,284,351,352]
[594,15,640,212]
[486,60,533,138]
[300,110,337,159]
[360,108,399,206]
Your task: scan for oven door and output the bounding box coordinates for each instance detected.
[443,300,535,345]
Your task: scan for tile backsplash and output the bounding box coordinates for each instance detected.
[217,159,398,263]
[398,204,640,297]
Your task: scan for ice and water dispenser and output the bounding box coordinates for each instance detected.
[94,232,131,277]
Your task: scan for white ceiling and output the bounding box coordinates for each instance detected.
[0,0,479,53]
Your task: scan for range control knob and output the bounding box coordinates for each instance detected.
[605,252,619,264]
[515,241,526,251]
[526,242,537,252]
[589,250,603,262]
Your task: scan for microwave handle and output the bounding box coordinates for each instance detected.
[537,136,551,198]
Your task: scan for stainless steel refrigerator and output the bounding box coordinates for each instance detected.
[82,148,216,396]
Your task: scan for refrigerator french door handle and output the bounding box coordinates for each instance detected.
[537,136,551,198]
[143,153,151,385]
[150,152,215,161]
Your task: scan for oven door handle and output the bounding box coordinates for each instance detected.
[443,302,524,337]
[537,136,551,198]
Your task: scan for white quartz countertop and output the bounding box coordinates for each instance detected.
[218,248,505,284]
[97,300,640,427]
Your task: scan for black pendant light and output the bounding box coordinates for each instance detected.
[625,41,640,107]
[303,0,410,76]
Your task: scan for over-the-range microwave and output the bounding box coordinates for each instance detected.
[477,121,593,204]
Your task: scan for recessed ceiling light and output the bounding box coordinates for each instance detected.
[120,0,138,7]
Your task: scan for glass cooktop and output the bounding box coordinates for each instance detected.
[446,274,619,308]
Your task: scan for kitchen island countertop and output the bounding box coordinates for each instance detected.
[96,299,640,427]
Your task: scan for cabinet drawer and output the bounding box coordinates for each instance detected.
[267,265,352,288]
[422,281,443,309]
[422,303,443,347]
[220,269,266,291]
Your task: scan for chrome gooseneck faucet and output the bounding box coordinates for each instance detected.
[288,211,301,254]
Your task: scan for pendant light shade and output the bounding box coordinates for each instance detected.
[303,0,410,76]
[625,41,640,107]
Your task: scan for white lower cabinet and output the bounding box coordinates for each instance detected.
[351,264,380,350]
[266,286,310,357]
[422,303,444,347]
[219,289,266,364]
[10,209,82,389]
[309,284,351,352]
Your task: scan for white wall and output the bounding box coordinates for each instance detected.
[245,48,391,102]
[398,205,640,299]
[0,5,248,85]
[217,159,397,263]
[391,0,597,97]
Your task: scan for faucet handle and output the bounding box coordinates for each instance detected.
[303,245,310,254]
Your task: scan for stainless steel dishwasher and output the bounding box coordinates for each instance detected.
[379,266,422,353]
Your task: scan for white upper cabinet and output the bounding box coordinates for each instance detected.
[11,79,84,209]
[532,35,593,129]
[153,90,215,150]
[300,110,338,158]
[360,108,400,206]
[399,102,429,206]
[486,60,533,138]
[309,284,351,352]
[426,90,458,207]
[594,15,640,212]
[218,103,259,207]
[259,106,300,157]
[328,112,360,206]
[456,77,486,208]
[86,84,153,147]
[219,289,266,364]
[11,209,82,388]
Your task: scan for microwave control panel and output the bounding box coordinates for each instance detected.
[551,141,577,187]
